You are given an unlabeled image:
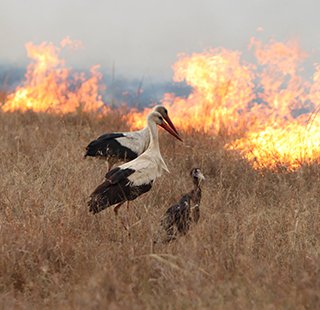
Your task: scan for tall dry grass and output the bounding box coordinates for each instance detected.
[1,110,320,309]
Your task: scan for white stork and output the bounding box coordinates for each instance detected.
[88,110,182,214]
[84,105,179,164]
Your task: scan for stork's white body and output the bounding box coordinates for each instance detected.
[119,123,169,187]
[111,127,150,157]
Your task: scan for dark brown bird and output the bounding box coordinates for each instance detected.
[161,168,205,242]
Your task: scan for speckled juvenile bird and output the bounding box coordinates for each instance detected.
[161,168,205,242]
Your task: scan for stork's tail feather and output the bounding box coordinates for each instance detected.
[87,181,113,214]
[88,200,98,214]
[88,195,113,214]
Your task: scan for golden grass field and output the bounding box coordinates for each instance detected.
[1,110,320,309]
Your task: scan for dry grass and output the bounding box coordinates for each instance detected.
[1,110,320,309]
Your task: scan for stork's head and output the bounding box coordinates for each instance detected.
[153,105,180,137]
[149,111,182,142]
[190,168,205,185]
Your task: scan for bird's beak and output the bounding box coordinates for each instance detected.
[163,114,180,136]
[197,171,206,181]
[160,122,183,142]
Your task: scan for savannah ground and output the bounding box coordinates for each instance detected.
[1,110,320,309]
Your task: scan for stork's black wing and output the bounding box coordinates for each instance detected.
[84,133,137,160]
[88,167,152,214]
[104,167,134,184]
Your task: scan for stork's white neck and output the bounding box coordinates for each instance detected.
[146,119,159,151]
[145,118,169,173]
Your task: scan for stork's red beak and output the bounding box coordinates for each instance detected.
[160,121,183,142]
[163,114,180,136]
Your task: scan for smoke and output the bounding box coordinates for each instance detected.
[0,64,191,108]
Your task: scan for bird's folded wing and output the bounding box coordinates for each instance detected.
[105,167,135,184]
[95,132,125,141]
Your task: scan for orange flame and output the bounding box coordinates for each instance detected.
[127,49,255,133]
[127,38,320,170]
[227,39,318,170]
[2,37,320,170]
[1,38,107,114]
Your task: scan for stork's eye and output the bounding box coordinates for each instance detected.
[164,109,168,114]
[158,116,163,121]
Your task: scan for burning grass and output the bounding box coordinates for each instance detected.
[4,37,320,171]
[1,111,320,309]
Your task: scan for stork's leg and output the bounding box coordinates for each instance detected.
[106,158,117,172]
[112,200,131,231]
[119,201,131,233]
[113,202,124,216]
[105,160,110,172]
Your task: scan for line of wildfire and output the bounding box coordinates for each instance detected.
[1,37,320,171]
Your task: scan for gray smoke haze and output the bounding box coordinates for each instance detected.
[0,0,319,81]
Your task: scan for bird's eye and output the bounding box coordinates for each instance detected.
[164,109,168,114]
[159,116,163,121]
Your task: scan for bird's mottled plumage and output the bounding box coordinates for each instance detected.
[161,168,205,242]
[161,195,192,240]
